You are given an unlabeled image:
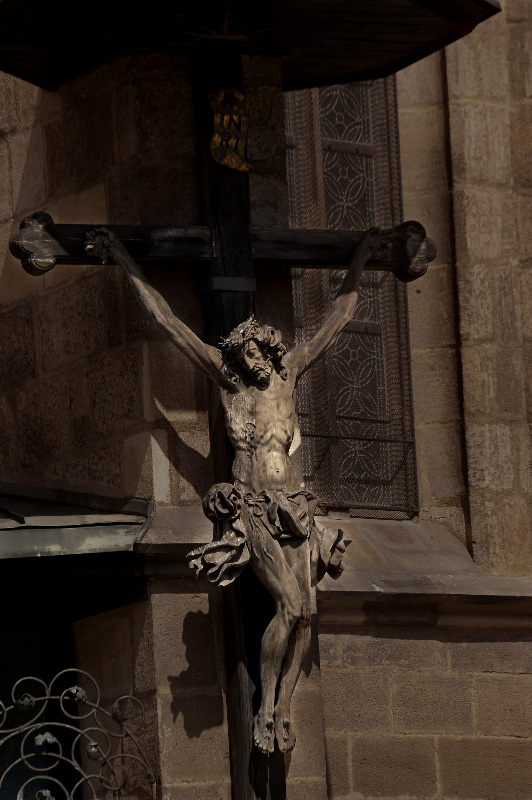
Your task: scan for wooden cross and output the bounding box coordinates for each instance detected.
[10,214,434,284]
[8,47,435,800]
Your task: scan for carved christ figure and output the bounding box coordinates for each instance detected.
[87,226,388,754]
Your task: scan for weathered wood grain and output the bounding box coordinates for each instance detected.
[11,214,436,282]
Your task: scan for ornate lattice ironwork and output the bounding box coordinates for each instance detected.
[285,78,418,519]
[0,669,156,800]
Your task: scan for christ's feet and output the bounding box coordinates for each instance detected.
[275,711,296,752]
[253,710,275,754]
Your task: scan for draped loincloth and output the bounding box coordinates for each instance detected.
[187,482,350,587]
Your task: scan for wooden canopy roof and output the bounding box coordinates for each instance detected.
[0,0,500,90]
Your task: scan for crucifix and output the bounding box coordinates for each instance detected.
[9,44,435,800]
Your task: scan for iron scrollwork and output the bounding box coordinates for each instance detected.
[0,669,156,800]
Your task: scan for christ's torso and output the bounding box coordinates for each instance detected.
[221,369,300,495]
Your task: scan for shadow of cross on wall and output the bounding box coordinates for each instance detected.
[167,606,225,737]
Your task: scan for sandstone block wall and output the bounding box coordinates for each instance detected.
[0,55,203,501]
[74,577,232,800]
[320,624,532,800]
[398,52,467,549]
[399,0,532,576]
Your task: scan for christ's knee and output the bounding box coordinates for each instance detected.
[298,600,311,630]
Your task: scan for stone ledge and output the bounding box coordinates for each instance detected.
[137,506,212,579]
[317,518,532,628]
[136,506,211,552]
[137,507,532,624]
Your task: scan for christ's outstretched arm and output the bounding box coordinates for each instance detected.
[86,228,236,392]
[284,227,388,377]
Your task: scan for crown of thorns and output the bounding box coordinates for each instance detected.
[220,316,262,353]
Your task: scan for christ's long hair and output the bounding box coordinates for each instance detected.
[220,316,288,385]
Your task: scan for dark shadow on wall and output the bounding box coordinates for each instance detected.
[2,57,205,498]
[328,623,532,647]
[167,606,225,737]
[171,426,215,502]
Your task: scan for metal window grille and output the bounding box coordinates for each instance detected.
[284,78,418,519]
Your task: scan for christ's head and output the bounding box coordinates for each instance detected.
[240,338,273,385]
[221,316,288,386]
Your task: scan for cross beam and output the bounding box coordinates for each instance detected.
[10,212,436,283]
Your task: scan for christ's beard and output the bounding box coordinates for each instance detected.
[251,362,272,384]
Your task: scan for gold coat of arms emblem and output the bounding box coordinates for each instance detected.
[209,87,252,172]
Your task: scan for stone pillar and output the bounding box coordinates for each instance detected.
[508,0,532,567]
[397,53,468,547]
[74,575,233,800]
[445,8,532,575]
[398,5,532,576]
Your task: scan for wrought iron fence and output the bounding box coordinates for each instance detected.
[0,669,156,800]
